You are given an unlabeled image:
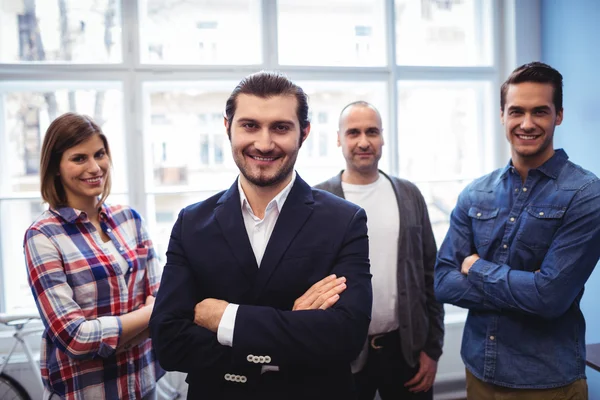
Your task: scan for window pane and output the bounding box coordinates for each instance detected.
[0,85,126,195]
[413,180,472,246]
[1,199,42,313]
[147,192,218,263]
[397,81,492,182]
[395,0,493,66]
[140,0,262,64]
[1,194,128,314]
[294,81,388,185]
[278,0,387,66]
[145,82,238,192]
[0,0,122,63]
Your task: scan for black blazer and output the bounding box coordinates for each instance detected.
[150,175,372,400]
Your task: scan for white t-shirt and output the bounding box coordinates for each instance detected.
[342,173,400,335]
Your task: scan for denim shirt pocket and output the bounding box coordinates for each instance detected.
[516,206,565,250]
[468,206,499,250]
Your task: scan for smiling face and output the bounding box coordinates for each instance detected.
[226,93,309,191]
[501,82,563,172]
[338,105,384,176]
[58,134,110,210]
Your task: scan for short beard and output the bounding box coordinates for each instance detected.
[239,153,297,188]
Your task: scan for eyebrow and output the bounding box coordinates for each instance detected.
[68,148,106,157]
[507,105,552,111]
[346,126,380,133]
[236,118,296,126]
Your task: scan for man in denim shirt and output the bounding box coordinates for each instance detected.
[435,62,600,399]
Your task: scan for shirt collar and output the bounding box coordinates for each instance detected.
[501,148,569,180]
[50,203,109,223]
[238,171,297,216]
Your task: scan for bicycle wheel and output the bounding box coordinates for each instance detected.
[0,373,30,400]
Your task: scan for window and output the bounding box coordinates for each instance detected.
[0,0,122,63]
[278,0,387,66]
[139,0,262,64]
[0,0,506,322]
[395,0,493,66]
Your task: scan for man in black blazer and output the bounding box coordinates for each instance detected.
[150,71,373,400]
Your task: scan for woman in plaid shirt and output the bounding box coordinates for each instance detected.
[24,113,164,399]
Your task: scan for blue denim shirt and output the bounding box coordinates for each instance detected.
[435,149,600,389]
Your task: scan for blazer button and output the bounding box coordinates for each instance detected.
[252,355,260,363]
[258,356,266,363]
[240,376,248,383]
[246,354,254,362]
[264,355,271,363]
[224,374,232,381]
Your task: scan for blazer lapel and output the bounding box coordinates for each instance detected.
[214,180,259,281]
[250,176,315,298]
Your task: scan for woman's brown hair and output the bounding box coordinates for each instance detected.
[39,112,112,209]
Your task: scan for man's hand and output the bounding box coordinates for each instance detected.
[405,351,438,393]
[461,254,480,275]
[193,298,229,333]
[293,274,347,311]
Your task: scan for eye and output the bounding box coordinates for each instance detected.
[509,110,522,116]
[366,130,380,136]
[95,150,106,159]
[72,155,86,162]
[242,122,258,130]
[534,110,548,115]
[273,124,290,133]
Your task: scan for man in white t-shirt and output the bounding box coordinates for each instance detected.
[315,101,444,400]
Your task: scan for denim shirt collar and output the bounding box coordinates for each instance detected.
[500,148,569,180]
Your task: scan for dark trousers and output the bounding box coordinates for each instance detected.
[354,330,433,400]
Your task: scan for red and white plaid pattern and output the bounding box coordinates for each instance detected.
[24,204,164,399]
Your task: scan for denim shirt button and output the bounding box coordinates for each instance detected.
[489,336,495,341]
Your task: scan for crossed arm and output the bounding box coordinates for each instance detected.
[434,180,600,319]
[149,208,372,373]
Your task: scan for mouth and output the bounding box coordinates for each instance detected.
[247,154,281,163]
[515,133,541,141]
[81,176,103,185]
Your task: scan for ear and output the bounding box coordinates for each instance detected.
[381,129,385,146]
[337,131,341,147]
[555,109,564,126]
[500,108,505,125]
[300,122,311,144]
[224,117,229,129]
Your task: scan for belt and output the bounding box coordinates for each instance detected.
[368,329,399,350]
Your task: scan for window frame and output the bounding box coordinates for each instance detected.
[0,0,533,318]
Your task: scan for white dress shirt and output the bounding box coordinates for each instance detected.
[216,172,296,372]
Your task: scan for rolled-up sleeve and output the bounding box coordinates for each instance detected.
[25,229,121,359]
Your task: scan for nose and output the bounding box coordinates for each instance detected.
[357,133,370,150]
[254,128,275,153]
[520,114,535,131]
[87,159,102,174]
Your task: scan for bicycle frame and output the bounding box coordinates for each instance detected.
[0,323,44,392]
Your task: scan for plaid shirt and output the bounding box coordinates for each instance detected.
[24,204,164,399]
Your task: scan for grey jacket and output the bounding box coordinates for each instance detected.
[315,171,444,368]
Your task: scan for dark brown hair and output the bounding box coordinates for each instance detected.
[40,112,112,208]
[501,62,563,111]
[224,71,310,141]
